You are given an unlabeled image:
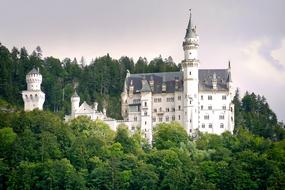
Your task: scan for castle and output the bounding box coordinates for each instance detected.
[22,11,235,143]
[120,11,235,142]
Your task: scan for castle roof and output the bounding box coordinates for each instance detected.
[27,68,40,75]
[126,69,231,94]
[185,9,197,39]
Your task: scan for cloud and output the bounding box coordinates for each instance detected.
[271,38,285,69]
[239,38,285,84]
[233,38,285,121]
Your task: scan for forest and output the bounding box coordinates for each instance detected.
[0,44,285,189]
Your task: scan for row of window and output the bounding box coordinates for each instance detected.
[203,115,225,120]
[153,106,181,113]
[200,105,227,110]
[154,96,182,103]
[201,123,224,128]
[201,95,227,100]
[153,115,181,122]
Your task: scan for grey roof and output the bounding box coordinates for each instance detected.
[127,72,183,94]
[185,10,197,39]
[27,68,40,75]
[141,79,151,92]
[126,69,231,94]
[198,69,229,91]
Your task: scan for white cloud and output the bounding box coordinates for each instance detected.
[271,38,285,69]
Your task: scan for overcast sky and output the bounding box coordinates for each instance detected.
[1,0,285,121]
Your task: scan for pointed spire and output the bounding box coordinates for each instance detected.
[227,60,232,82]
[228,60,231,70]
[185,9,197,39]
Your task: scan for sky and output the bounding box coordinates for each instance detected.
[1,0,285,121]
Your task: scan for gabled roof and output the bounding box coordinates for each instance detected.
[125,69,231,94]
[198,69,229,91]
[77,101,94,114]
[127,72,183,94]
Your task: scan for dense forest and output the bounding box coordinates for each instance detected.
[0,44,285,189]
[0,43,179,119]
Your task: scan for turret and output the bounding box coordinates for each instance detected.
[182,9,200,135]
[212,73,217,90]
[26,68,42,91]
[22,68,45,111]
[71,91,80,117]
[227,61,233,96]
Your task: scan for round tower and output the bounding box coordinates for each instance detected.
[71,91,80,117]
[22,68,45,111]
[182,10,200,135]
[26,68,43,91]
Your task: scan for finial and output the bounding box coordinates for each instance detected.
[228,60,231,69]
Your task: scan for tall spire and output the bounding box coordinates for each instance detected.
[185,9,196,39]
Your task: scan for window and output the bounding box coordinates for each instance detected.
[172,116,175,121]
[131,126,135,130]
[209,123,212,128]
[219,115,224,120]
[134,116,137,121]
[220,123,224,128]
[133,99,140,104]
[145,121,147,125]
[204,115,209,120]
[202,123,205,128]
[178,96,181,100]
[154,108,157,112]
[178,115,181,120]
[159,117,163,122]
[208,95,212,100]
[208,106,212,110]
[159,107,162,112]
[201,95,203,100]
[166,108,169,112]
[166,116,169,122]
[144,111,147,116]
[144,102,147,107]
[222,105,226,110]
[167,97,174,102]
[222,95,226,100]
[154,98,162,103]
[201,105,203,110]
[171,107,175,112]
[178,106,181,110]
[189,71,191,75]
[153,117,156,122]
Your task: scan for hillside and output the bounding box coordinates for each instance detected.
[0,44,285,189]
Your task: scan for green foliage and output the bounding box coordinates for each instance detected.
[153,122,188,149]
[0,109,284,189]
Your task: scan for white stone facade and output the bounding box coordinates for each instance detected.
[22,68,45,111]
[121,11,235,141]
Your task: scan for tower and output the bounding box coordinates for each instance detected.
[71,91,80,118]
[140,77,153,144]
[182,10,200,134]
[121,70,130,119]
[22,68,45,111]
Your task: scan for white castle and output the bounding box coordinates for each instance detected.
[23,11,235,144]
[121,11,235,142]
[22,68,45,111]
